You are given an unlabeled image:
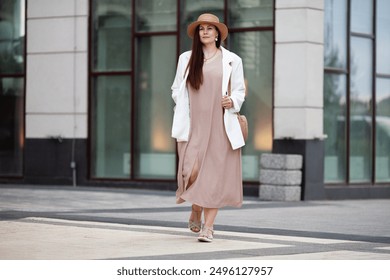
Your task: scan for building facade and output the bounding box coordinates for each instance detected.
[0,0,389,199]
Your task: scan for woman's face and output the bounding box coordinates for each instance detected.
[198,24,218,46]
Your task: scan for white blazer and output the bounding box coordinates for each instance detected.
[171,46,246,150]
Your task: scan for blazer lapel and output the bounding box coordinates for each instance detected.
[221,47,233,96]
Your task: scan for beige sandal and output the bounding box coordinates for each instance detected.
[198,226,214,242]
[188,205,203,233]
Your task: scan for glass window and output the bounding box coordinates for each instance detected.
[0,0,25,177]
[228,0,273,28]
[324,0,390,184]
[349,37,373,182]
[376,0,390,75]
[91,0,131,72]
[351,0,373,35]
[91,76,131,178]
[90,0,132,179]
[89,0,274,182]
[177,1,274,181]
[324,73,347,182]
[136,0,176,32]
[180,0,224,52]
[0,0,25,75]
[324,0,347,69]
[0,78,24,176]
[230,31,273,180]
[375,78,390,182]
[134,36,176,179]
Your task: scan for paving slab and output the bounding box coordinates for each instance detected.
[0,185,390,260]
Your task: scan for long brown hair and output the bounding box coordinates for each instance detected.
[186,25,221,90]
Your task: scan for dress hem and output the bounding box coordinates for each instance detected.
[176,196,242,209]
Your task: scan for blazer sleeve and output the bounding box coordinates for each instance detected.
[171,54,186,105]
[229,57,246,113]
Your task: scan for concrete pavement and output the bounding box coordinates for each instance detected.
[0,184,390,260]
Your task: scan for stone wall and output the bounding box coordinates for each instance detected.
[259,153,303,201]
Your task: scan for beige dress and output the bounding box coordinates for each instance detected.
[176,52,243,208]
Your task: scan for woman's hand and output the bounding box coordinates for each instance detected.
[222,96,233,109]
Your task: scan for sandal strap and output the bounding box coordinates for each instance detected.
[189,221,201,230]
[189,205,203,233]
[200,226,214,238]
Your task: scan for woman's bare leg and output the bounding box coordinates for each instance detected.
[203,208,218,228]
[198,208,218,242]
[187,157,203,232]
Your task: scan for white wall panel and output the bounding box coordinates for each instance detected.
[276,0,323,10]
[27,53,74,113]
[76,17,88,52]
[27,16,87,53]
[274,108,323,139]
[27,52,87,115]
[26,114,87,139]
[27,0,89,18]
[75,53,88,114]
[76,0,89,16]
[274,0,325,139]
[27,18,75,53]
[276,8,324,43]
[275,43,323,108]
[25,0,89,139]
[306,44,324,107]
[28,0,76,18]
[274,43,306,107]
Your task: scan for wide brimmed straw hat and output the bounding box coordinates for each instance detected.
[187,13,228,41]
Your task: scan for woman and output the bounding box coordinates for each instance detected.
[171,13,246,242]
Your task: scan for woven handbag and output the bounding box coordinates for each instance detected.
[236,113,248,141]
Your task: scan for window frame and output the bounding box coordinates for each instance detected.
[88,0,275,183]
[0,0,27,179]
[324,0,390,185]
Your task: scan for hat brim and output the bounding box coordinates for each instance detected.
[187,21,228,41]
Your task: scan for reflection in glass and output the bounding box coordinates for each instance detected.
[180,0,224,52]
[91,0,131,72]
[0,0,25,74]
[0,78,24,176]
[228,0,273,28]
[323,74,347,182]
[375,78,390,182]
[351,0,373,35]
[91,76,131,178]
[376,0,390,74]
[136,0,176,32]
[230,32,273,180]
[324,0,347,69]
[134,36,176,179]
[349,37,373,182]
